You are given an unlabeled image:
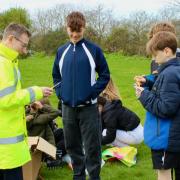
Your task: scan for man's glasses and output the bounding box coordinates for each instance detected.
[14,36,28,49]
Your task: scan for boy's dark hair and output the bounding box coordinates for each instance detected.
[146,31,177,55]
[3,23,31,40]
[66,11,86,32]
[148,22,176,40]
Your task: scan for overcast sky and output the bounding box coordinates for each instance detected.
[0,0,170,17]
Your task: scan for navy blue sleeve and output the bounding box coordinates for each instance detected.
[91,47,110,99]
[52,50,62,99]
[139,74,180,118]
[143,74,156,90]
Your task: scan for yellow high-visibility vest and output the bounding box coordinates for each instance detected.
[0,43,43,169]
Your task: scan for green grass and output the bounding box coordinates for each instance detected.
[19,53,156,180]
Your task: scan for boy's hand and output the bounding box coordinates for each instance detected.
[134,75,146,87]
[152,70,158,74]
[26,115,34,122]
[134,85,144,98]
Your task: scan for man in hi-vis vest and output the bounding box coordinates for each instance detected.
[0,23,53,180]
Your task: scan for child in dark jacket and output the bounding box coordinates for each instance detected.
[26,98,61,145]
[98,78,144,147]
[135,31,180,180]
[26,98,67,168]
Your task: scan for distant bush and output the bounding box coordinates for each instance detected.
[31,28,68,55]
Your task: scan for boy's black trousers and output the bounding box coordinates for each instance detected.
[62,104,101,180]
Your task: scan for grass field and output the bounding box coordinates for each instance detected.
[19,53,157,180]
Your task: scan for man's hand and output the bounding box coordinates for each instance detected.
[134,75,146,87]
[41,87,53,97]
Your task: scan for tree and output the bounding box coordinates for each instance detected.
[123,11,154,55]
[32,4,72,35]
[157,7,179,21]
[31,28,68,55]
[85,4,117,46]
[0,8,31,33]
[84,26,100,43]
[104,26,130,53]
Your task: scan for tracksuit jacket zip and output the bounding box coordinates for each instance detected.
[73,44,76,107]
[52,38,110,107]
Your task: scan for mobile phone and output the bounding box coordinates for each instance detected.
[52,82,61,89]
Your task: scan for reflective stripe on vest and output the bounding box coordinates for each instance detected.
[0,67,18,98]
[0,134,24,144]
[27,87,36,103]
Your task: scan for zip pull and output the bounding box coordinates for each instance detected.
[73,44,76,52]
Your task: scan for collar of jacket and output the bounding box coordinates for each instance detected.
[0,43,19,62]
[70,38,85,46]
[158,57,180,73]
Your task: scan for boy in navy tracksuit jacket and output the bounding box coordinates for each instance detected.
[52,12,110,180]
[135,31,180,180]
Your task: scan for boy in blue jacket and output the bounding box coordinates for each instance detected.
[134,31,180,180]
[135,22,180,180]
[52,11,110,180]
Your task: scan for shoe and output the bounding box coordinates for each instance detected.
[46,158,63,169]
[45,149,64,169]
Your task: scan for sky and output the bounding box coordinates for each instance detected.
[0,0,170,17]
